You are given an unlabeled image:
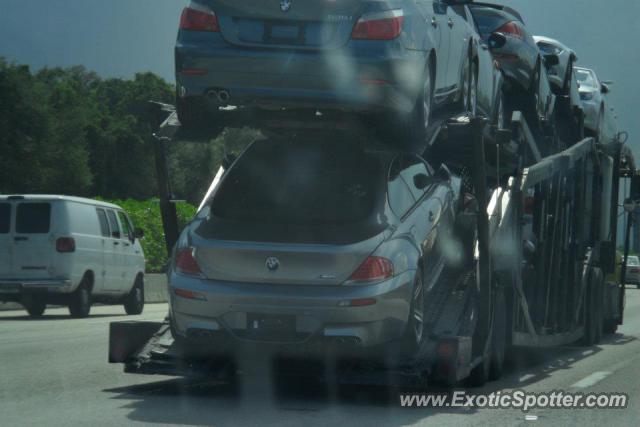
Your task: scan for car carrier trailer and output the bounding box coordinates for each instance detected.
[108,103,636,388]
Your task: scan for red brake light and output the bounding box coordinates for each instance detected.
[180,7,219,32]
[347,256,394,283]
[174,288,207,301]
[56,237,75,253]
[176,247,202,276]
[494,21,524,39]
[352,10,404,40]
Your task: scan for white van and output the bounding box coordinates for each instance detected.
[0,195,146,318]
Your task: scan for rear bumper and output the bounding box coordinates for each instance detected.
[175,31,425,114]
[0,278,73,301]
[168,269,416,350]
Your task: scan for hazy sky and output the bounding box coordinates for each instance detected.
[0,0,637,156]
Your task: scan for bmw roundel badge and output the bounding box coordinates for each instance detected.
[266,257,280,271]
[280,0,292,13]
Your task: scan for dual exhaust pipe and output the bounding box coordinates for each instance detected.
[206,88,230,105]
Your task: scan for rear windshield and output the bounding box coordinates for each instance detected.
[469,7,511,39]
[576,69,597,88]
[16,203,51,234]
[0,203,10,233]
[211,140,383,225]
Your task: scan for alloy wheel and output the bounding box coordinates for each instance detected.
[412,275,425,345]
[423,71,432,130]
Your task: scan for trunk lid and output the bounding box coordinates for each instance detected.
[201,0,367,49]
[191,231,384,285]
[193,139,389,285]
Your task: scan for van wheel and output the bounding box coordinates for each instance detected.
[69,278,92,318]
[124,276,145,315]
[24,297,46,318]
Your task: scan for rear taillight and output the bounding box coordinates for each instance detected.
[347,256,394,283]
[631,267,640,273]
[494,21,524,39]
[180,6,219,32]
[56,237,75,253]
[352,10,404,40]
[175,247,202,276]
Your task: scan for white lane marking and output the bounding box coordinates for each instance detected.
[525,414,539,421]
[571,371,612,388]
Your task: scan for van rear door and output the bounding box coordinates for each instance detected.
[0,202,12,277]
[12,202,55,279]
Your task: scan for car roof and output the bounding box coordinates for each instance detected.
[0,194,122,210]
[575,66,596,75]
[533,35,573,52]
[468,2,525,23]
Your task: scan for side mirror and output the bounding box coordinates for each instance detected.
[134,228,144,239]
[111,231,121,239]
[601,83,610,94]
[488,32,507,50]
[413,173,433,190]
[544,54,560,67]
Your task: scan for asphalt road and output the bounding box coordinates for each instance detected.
[1,289,640,427]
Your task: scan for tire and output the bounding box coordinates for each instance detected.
[398,64,434,147]
[466,344,490,388]
[24,297,46,318]
[124,275,145,315]
[468,62,479,116]
[489,289,507,381]
[596,108,604,142]
[495,85,511,131]
[603,319,618,335]
[466,300,491,387]
[403,270,426,355]
[68,277,92,318]
[581,267,604,346]
[458,55,471,110]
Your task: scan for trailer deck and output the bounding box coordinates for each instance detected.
[109,101,635,387]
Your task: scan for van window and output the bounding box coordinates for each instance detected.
[0,203,10,233]
[117,211,131,239]
[16,203,51,234]
[96,209,110,237]
[106,210,120,238]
